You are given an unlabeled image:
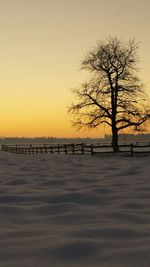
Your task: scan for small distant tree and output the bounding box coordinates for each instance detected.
[68,37,150,152]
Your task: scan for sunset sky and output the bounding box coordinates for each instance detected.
[0,0,150,137]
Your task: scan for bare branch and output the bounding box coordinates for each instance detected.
[68,36,150,151]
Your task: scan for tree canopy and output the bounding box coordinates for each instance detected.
[69,37,150,151]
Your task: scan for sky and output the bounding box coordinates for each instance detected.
[0,0,150,137]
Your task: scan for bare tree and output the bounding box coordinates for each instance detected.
[68,37,150,152]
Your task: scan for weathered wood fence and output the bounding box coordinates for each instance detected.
[1,143,150,156]
[1,143,86,155]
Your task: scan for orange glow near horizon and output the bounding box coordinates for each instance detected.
[0,0,150,137]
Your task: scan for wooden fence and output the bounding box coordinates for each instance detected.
[1,143,150,156]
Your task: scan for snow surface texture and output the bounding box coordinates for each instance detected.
[0,151,150,267]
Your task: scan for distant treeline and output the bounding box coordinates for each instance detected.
[0,137,103,145]
[0,134,149,145]
[104,134,150,142]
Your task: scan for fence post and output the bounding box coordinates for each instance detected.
[64,145,67,154]
[57,144,60,154]
[91,145,94,156]
[28,145,32,154]
[15,145,17,153]
[45,145,48,153]
[81,143,84,154]
[131,144,133,157]
[72,144,75,154]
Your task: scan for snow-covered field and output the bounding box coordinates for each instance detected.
[0,151,150,267]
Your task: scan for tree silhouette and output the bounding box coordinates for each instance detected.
[69,37,150,152]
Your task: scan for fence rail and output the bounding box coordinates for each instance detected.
[1,143,150,156]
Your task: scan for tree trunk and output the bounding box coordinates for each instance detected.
[112,126,119,152]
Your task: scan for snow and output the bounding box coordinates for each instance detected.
[0,151,150,267]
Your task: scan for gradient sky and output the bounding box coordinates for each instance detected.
[0,0,150,137]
